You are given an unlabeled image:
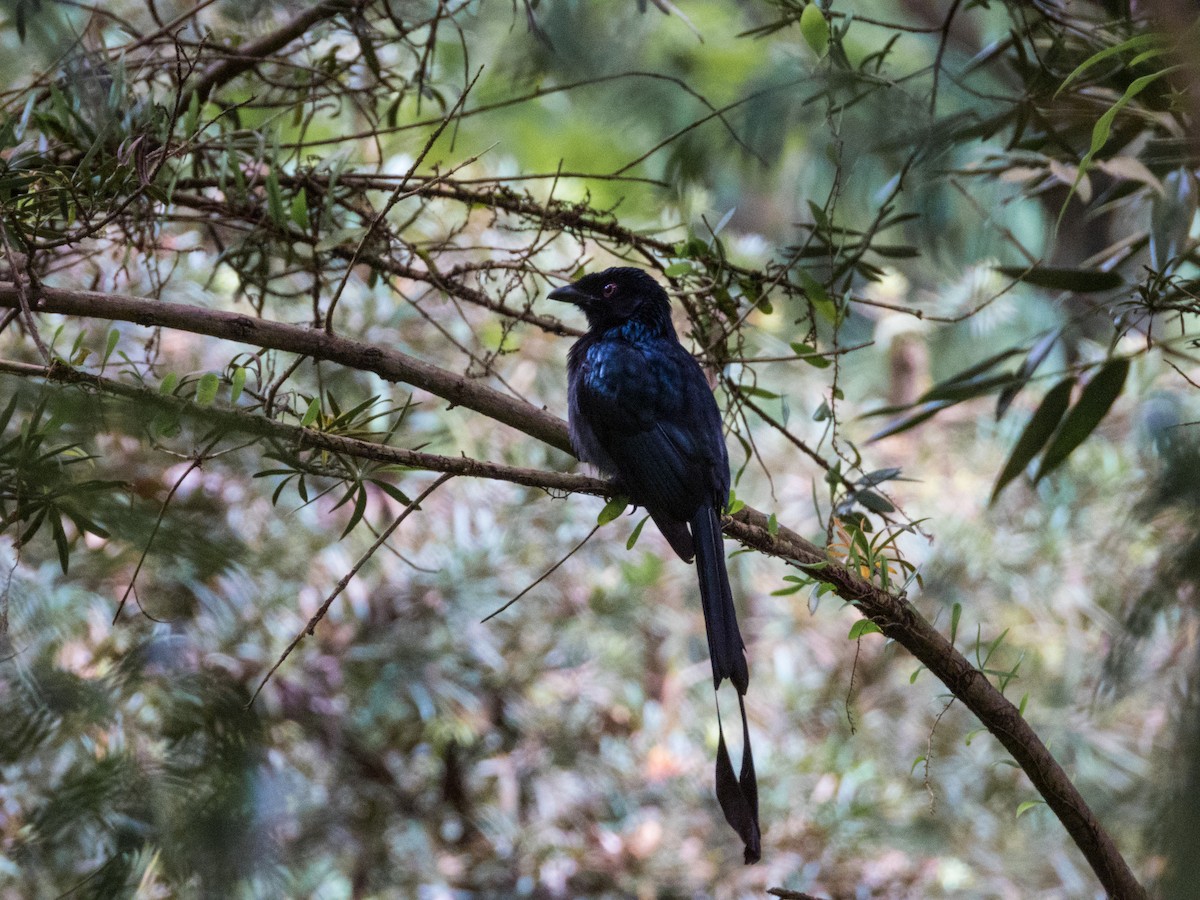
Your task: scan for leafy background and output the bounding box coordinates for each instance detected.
[0,0,1198,897]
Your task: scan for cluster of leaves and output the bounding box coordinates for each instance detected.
[0,390,119,573]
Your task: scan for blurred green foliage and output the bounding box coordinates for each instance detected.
[1,0,1199,897]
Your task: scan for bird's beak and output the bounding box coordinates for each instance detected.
[548,284,590,307]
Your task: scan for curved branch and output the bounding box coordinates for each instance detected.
[0,284,571,455]
[724,509,1146,900]
[187,0,362,105]
[0,285,1146,898]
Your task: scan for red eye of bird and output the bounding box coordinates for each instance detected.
[602,282,618,298]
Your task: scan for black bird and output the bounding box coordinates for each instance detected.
[549,267,760,863]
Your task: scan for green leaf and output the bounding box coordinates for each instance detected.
[993,266,1124,293]
[771,582,806,596]
[1033,359,1130,482]
[1016,800,1046,820]
[767,512,778,535]
[184,89,201,138]
[371,479,414,506]
[1054,33,1161,97]
[950,602,962,647]
[1058,66,1182,223]
[800,272,839,323]
[855,490,894,514]
[921,372,1019,404]
[50,516,70,574]
[0,392,19,434]
[195,373,219,407]
[740,385,779,400]
[1150,168,1197,272]
[291,187,310,229]
[799,3,830,57]
[663,261,693,277]
[300,397,321,427]
[996,329,1061,420]
[266,168,286,227]
[933,347,1024,390]
[848,619,882,640]
[867,401,953,442]
[341,485,368,538]
[626,514,649,550]
[857,468,903,488]
[790,342,832,368]
[597,495,628,525]
[230,366,247,404]
[159,372,179,395]
[990,376,1076,503]
[101,328,120,370]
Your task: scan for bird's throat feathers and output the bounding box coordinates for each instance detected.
[574,309,675,355]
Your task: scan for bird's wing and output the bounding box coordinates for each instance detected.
[574,338,728,523]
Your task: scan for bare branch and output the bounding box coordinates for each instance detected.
[0,284,571,454]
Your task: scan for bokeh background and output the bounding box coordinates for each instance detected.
[1,0,1197,897]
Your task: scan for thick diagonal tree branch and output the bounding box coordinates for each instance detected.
[0,284,570,454]
[0,282,1146,898]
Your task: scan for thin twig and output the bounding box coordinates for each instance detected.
[481,522,601,623]
[112,435,224,624]
[247,473,453,706]
[324,68,484,334]
[0,225,49,364]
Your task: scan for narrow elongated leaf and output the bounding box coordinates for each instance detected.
[300,397,321,427]
[990,376,1075,503]
[0,392,19,434]
[341,485,368,538]
[184,90,200,138]
[1016,800,1046,819]
[51,516,70,574]
[230,366,247,404]
[1149,168,1197,272]
[370,479,413,506]
[101,329,120,370]
[922,372,1020,404]
[291,188,310,229]
[931,347,1023,390]
[856,490,895,514]
[266,168,285,227]
[857,467,902,488]
[1054,33,1161,96]
[1058,66,1182,222]
[1034,359,1130,482]
[996,329,1061,420]
[867,401,953,442]
[626,515,649,550]
[994,266,1124,293]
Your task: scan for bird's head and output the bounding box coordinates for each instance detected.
[548,267,674,334]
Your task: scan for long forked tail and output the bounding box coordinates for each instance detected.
[691,504,749,694]
[691,504,759,863]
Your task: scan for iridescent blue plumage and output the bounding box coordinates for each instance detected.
[550,267,760,863]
